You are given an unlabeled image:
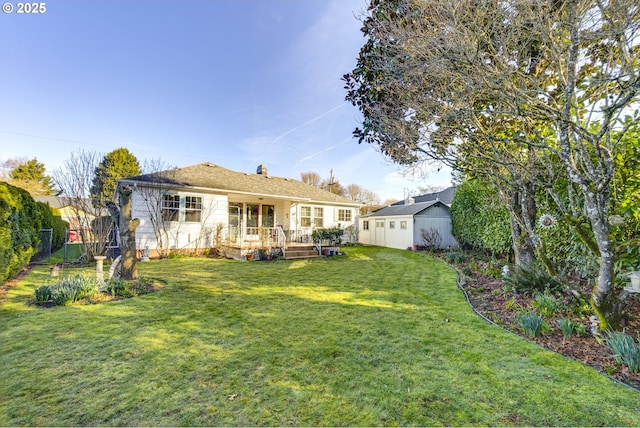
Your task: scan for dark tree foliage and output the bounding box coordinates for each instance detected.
[8,158,56,196]
[0,182,41,283]
[91,148,141,207]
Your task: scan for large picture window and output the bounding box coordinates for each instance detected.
[161,194,202,223]
[161,194,180,222]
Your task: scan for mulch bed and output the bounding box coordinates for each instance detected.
[459,267,640,391]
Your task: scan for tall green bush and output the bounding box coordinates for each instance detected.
[450,179,511,256]
[0,182,41,283]
[36,202,68,249]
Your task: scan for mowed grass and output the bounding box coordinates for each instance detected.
[1,246,639,426]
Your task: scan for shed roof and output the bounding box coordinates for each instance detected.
[121,162,362,207]
[366,200,448,217]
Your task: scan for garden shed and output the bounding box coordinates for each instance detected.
[359,199,458,250]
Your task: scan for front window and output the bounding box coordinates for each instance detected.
[301,206,324,228]
[161,194,180,222]
[184,196,202,222]
[389,221,395,229]
[376,220,384,228]
[313,207,324,227]
[400,221,407,230]
[301,206,312,227]
[363,220,369,230]
[338,209,352,222]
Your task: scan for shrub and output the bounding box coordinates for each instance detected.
[444,252,467,263]
[312,227,344,244]
[605,330,640,373]
[504,263,563,296]
[0,182,41,283]
[517,311,543,337]
[106,276,155,298]
[41,274,98,306]
[533,291,561,318]
[51,283,79,306]
[556,318,576,339]
[450,179,512,256]
[34,285,52,303]
[481,259,504,278]
[106,278,127,295]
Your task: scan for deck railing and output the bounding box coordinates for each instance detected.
[227,226,313,247]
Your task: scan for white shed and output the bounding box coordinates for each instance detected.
[359,200,459,250]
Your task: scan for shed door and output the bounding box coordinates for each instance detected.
[374,219,385,246]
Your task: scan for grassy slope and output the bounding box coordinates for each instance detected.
[0,246,638,426]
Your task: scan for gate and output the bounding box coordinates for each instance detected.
[34,228,53,262]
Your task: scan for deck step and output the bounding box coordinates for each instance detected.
[284,245,321,260]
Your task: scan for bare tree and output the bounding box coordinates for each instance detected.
[300,171,322,187]
[135,158,177,258]
[421,227,443,250]
[52,150,112,261]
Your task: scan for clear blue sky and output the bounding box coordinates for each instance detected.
[0,0,452,201]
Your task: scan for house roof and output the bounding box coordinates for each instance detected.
[34,195,69,209]
[391,186,456,206]
[365,200,448,217]
[121,162,363,207]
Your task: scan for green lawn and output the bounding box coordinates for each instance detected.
[1,246,638,426]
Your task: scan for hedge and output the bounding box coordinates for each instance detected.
[0,183,68,283]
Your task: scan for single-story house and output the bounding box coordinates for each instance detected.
[359,187,459,250]
[117,162,363,259]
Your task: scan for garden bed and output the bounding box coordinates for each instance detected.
[457,263,640,390]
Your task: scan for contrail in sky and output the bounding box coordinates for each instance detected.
[268,103,346,146]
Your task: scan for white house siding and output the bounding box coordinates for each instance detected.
[290,203,358,240]
[359,218,372,245]
[359,216,414,249]
[359,202,459,250]
[132,189,228,252]
[384,216,414,249]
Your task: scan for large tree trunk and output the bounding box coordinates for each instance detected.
[506,189,536,266]
[118,185,140,280]
[585,190,620,330]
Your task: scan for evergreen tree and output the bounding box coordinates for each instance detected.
[91,148,141,207]
[8,158,55,196]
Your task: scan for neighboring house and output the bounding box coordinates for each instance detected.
[389,186,456,206]
[34,196,102,241]
[118,162,363,259]
[359,187,459,250]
